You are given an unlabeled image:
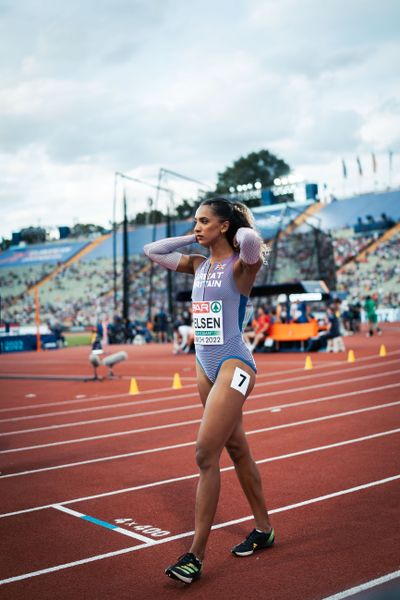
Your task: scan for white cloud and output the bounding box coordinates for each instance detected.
[360,99,400,150]
[0,0,399,238]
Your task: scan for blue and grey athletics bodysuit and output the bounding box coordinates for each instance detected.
[192,253,256,383]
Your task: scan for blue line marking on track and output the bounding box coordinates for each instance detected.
[53,504,155,544]
[81,515,117,530]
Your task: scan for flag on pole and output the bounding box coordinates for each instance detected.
[371,153,377,173]
[388,150,393,187]
[356,156,363,176]
[341,159,347,179]
[389,150,393,172]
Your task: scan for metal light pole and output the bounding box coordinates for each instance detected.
[157,168,211,191]
[112,172,118,310]
[166,206,174,320]
[113,171,174,322]
[148,182,175,322]
[122,192,129,325]
[148,168,211,322]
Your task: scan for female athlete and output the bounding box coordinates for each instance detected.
[144,197,274,584]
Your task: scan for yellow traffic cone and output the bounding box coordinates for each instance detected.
[172,373,182,389]
[348,350,355,363]
[304,355,313,370]
[129,377,139,395]
[379,344,387,358]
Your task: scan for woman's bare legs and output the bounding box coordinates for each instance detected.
[189,359,271,560]
[225,420,272,532]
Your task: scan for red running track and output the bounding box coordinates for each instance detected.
[0,325,399,599]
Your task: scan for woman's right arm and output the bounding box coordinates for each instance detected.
[143,234,205,275]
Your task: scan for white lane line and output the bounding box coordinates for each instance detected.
[1,351,398,414]
[2,396,400,454]
[0,420,201,453]
[1,373,196,382]
[246,383,400,416]
[52,505,156,544]
[2,398,399,479]
[0,474,398,586]
[1,428,399,519]
[1,426,399,517]
[2,378,399,457]
[0,386,197,415]
[3,358,399,422]
[0,392,199,430]
[320,570,400,599]
[2,369,399,435]
[121,375,197,381]
[0,359,399,423]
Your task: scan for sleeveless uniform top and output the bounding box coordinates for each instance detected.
[191,253,256,382]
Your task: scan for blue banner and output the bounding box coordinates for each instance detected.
[0,334,57,353]
[0,242,89,268]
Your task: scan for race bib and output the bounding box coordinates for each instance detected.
[230,367,251,396]
[192,300,224,345]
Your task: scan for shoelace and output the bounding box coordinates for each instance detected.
[246,529,259,542]
[177,553,202,567]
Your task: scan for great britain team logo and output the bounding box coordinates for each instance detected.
[215,263,225,270]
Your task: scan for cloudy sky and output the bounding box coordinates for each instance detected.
[1,0,399,239]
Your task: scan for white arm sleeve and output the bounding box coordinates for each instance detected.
[235,227,263,265]
[143,234,197,271]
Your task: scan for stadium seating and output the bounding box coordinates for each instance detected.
[331,228,376,268]
[1,192,399,329]
[301,190,400,232]
[337,229,400,306]
[0,264,54,300]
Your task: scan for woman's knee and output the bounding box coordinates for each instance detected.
[195,443,220,470]
[226,438,250,464]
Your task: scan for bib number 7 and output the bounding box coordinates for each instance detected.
[230,367,251,396]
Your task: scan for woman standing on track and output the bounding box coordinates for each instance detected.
[144,197,274,584]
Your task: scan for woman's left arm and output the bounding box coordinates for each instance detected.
[233,227,263,296]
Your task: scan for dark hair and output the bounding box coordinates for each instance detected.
[200,197,256,250]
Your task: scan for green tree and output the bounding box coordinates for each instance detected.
[175,199,195,219]
[70,223,107,237]
[20,227,46,244]
[215,149,290,194]
[133,212,147,226]
[1,236,12,250]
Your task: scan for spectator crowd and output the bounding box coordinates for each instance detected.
[1,226,398,347]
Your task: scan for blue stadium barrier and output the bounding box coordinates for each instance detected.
[0,241,90,268]
[84,221,192,259]
[306,190,400,232]
[0,334,58,353]
[252,201,314,238]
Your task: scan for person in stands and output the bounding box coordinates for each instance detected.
[243,306,271,352]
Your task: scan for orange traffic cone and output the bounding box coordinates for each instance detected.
[129,378,139,395]
[348,350,355,363]
[172,373,182,389]
[304,355,313,370]
[379,344,387,357]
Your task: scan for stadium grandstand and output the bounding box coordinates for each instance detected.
[1,190,399,341]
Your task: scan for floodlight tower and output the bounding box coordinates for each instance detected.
[152,168,212,230]
[112,171,173,319]
[147,168,212,322]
